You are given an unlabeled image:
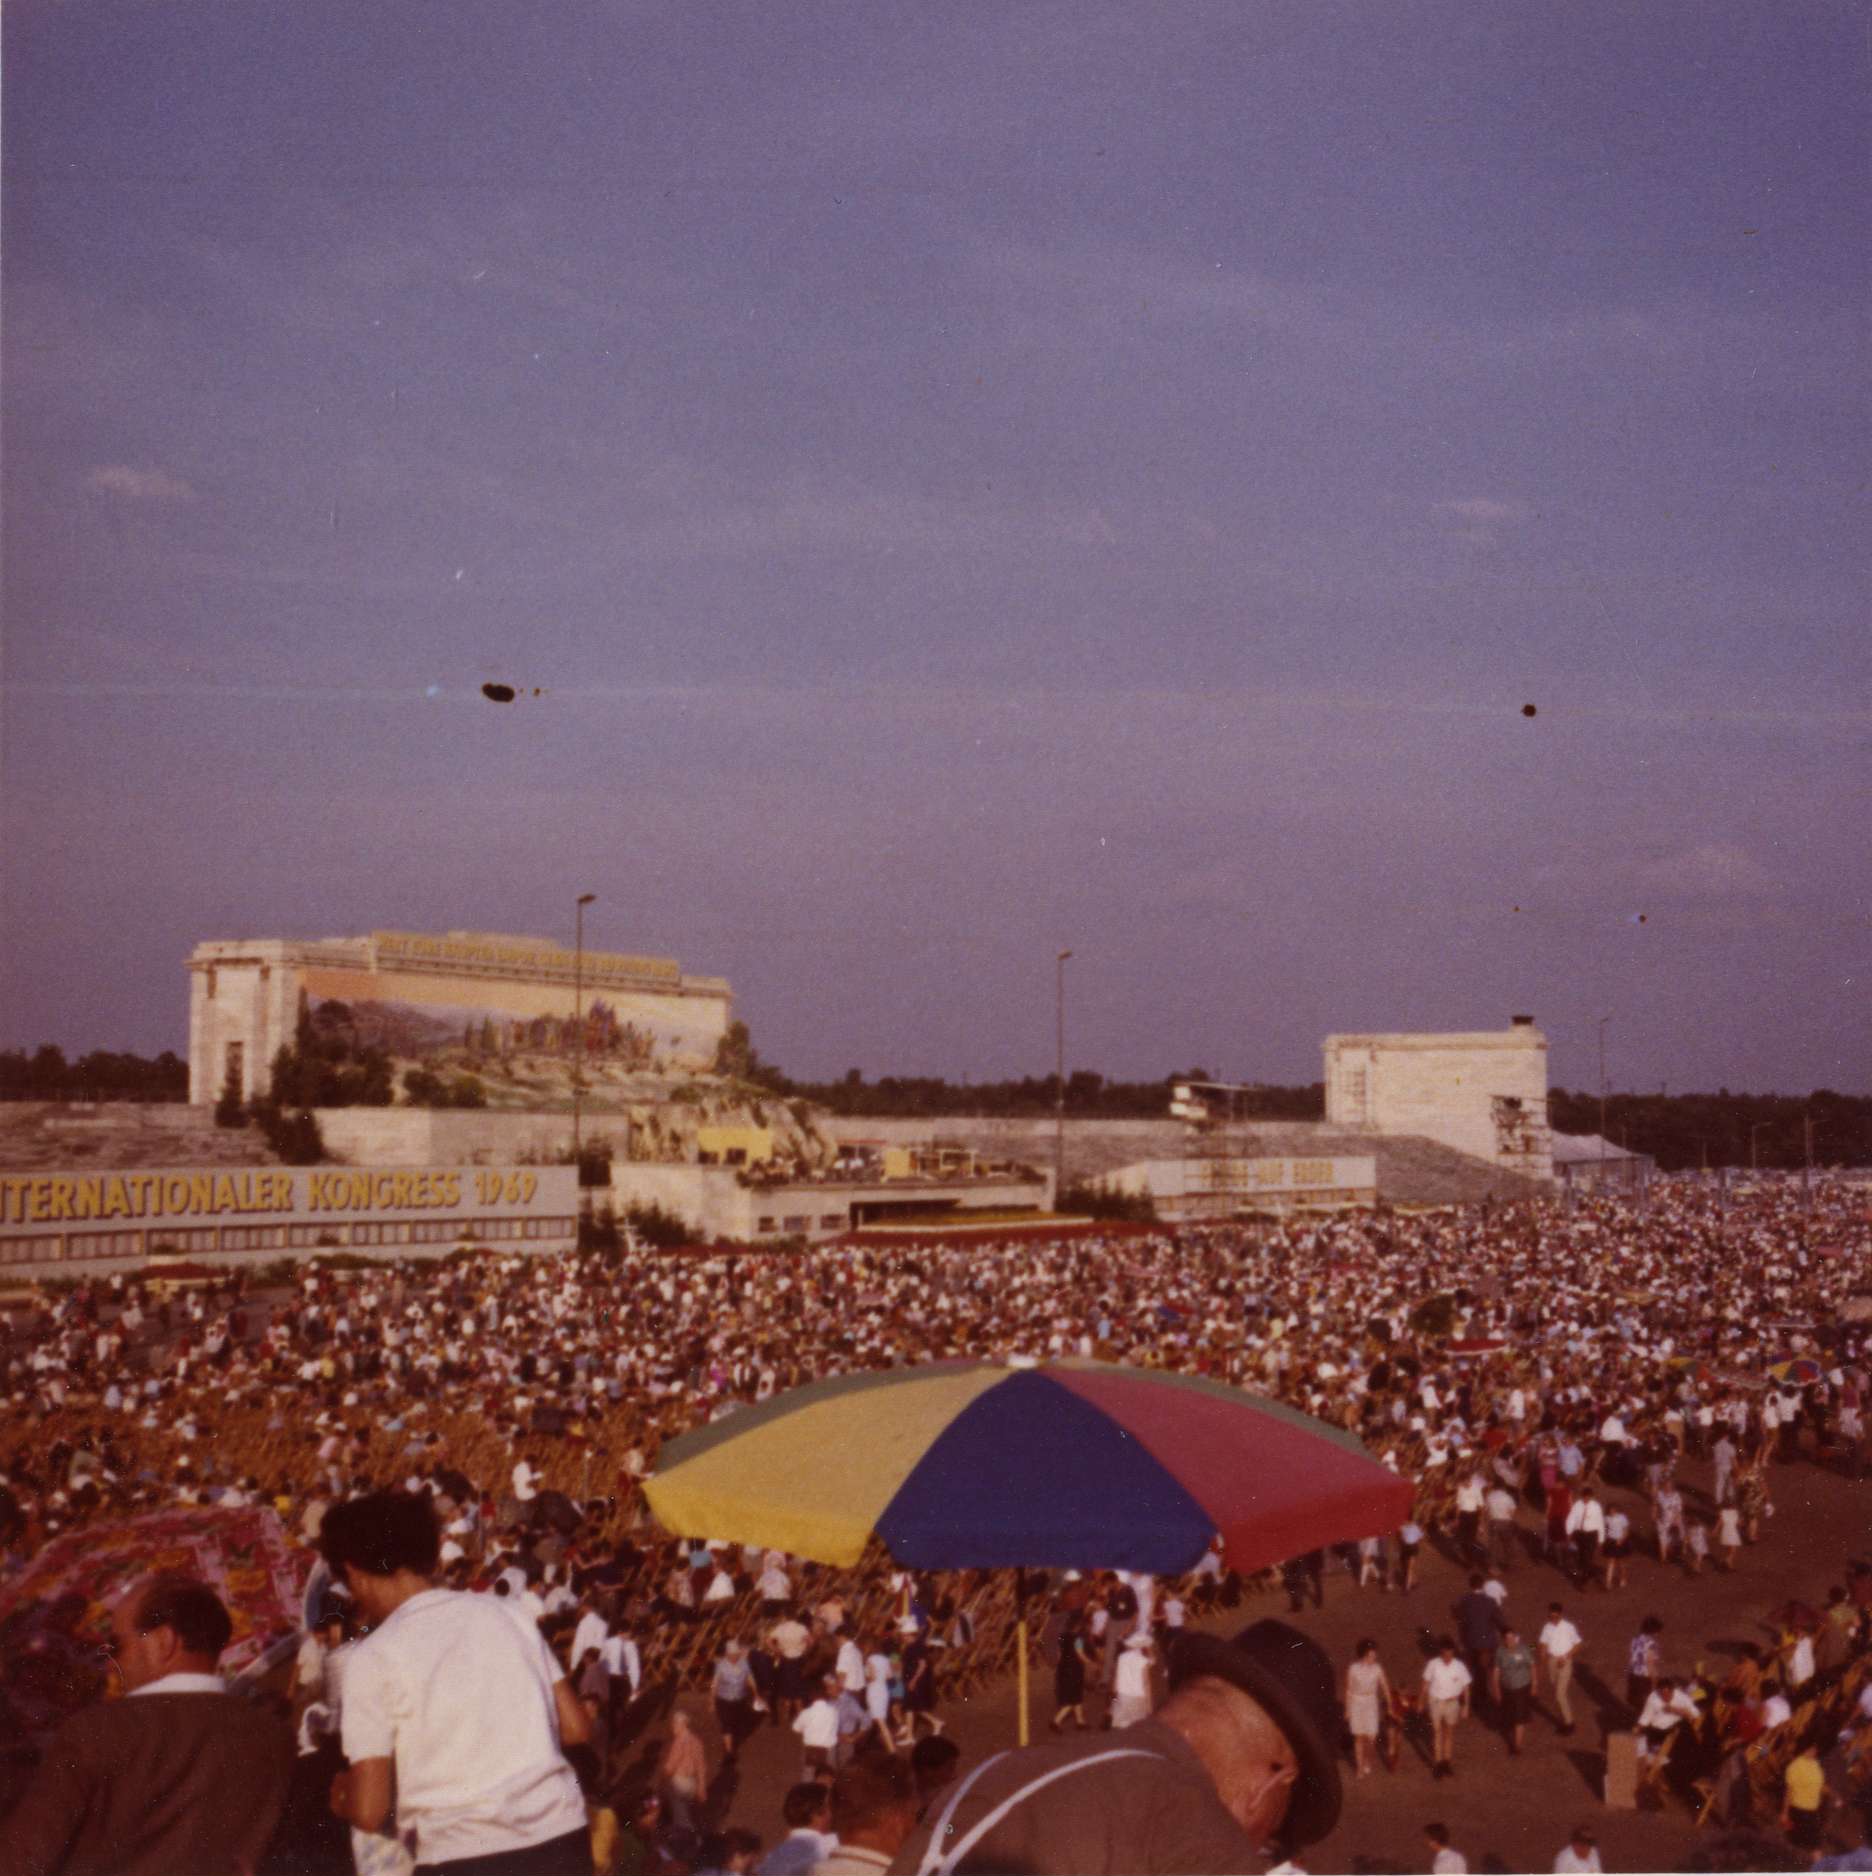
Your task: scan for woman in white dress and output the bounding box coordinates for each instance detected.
[1345,1638,1394,1778]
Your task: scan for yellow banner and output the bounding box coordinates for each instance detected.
[1,1170,297,1226]
[0,1166,555,1226]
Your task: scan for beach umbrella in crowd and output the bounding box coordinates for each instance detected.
[645,1359,1411,1740]
[0,1504,313,1735]
[645,1359,1410,1576]
[1447,1337,1508,1360]
[1768,1357,1823,1385]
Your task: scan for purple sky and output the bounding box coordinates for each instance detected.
[3,2,1866,1095]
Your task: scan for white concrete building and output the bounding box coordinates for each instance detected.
[1107,1154,1377,1219]
[1323,1017,1553,1181]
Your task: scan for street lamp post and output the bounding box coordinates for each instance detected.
[1054,949,1073,1212]
[1597,1013,1613,1181]
[573,893,596,1200]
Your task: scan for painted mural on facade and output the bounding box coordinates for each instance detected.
[300,966,719,1071]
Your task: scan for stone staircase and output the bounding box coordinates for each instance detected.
[0,1103,282,1171]
[1070,1122,1541,1207]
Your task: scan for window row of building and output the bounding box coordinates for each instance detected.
[0,1215,577,1267]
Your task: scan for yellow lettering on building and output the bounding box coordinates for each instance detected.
[164,1176,191,1215]
[47,1177,75,1222]
[1,1178,25,1224]
[391,1172,413,1208]
[73,1178,102,1222]
[27,1180,52,1224]
[437,1171,461,1206]
[190,1174,215,1214]
[128,1174,155,1216]
[213,1175,239,1213]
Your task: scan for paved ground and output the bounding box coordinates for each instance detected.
[659,1442,1869,1873]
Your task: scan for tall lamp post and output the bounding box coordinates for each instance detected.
[1054,949,1073,1212]
[1597,1013,1613,1181]
[573,893,596,1205]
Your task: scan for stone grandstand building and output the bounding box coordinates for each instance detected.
[188,929,733,1105]
[1323,1017,1553,1183]
[828,1019,1563,1212]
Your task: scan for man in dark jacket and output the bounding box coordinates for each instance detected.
[0,1572,292,1876]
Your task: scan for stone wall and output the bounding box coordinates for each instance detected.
[1323,1025,1552,1180]
[311,1107,610,1167]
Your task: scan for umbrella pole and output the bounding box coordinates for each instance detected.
[1017,1617,1029,1746]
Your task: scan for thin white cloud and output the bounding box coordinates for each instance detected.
[1534,841,1780,906]
[1441,496,1527,523]
[1636,842,1776,898]
[86,464,196,504]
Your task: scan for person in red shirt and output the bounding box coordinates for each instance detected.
[1726,1690,1764,1746]
[1544,1481,1574,1565]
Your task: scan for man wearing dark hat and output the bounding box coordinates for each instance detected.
[886,1620,1340,1875]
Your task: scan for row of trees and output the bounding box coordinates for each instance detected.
[782,1068,1327,1120]
[714,1025,1329,1122]
[1548,1086,1872,1170]
[0,1047,188,1103]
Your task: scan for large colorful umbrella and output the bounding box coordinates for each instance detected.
[643,1358,1412,1575]
[1768,1357,1822,1385]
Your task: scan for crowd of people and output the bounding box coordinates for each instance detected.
[0,1172,1868,1872]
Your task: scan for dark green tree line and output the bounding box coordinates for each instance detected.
[1547,1087,1871,1170]
[0,1046,188,1102]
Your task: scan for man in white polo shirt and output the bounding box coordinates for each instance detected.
[1539,1602,1585,1737]
[793,1672,844,1774]
[1421,1637,1473,1778]
[321,1491,590,1875]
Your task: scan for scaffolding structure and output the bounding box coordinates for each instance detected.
[1168,1080,1257,1222]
